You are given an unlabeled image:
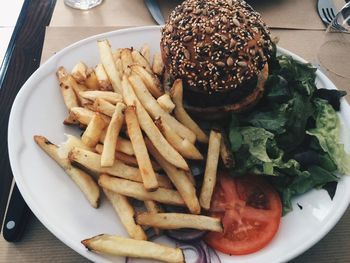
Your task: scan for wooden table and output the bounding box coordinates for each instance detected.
[1,0,349,262]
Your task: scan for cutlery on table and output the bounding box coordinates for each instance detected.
[2,184,31,242]
[144,0,165,25]
[0,0,56,242]
[317,0,338,25]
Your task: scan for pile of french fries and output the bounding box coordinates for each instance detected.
[34,40,234,263]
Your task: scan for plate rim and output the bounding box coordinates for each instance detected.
[7,25,350,263]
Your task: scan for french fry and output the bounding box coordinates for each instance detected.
[67,107,95,125]
[136,213,223,232]
[57,134,92,159]
[157,94,175,113]
[81,234,184,263]
[144,200,162,235]
[115,59,123,76]
[83,102,97,113]
[82,113,107,147]
[59,79,79,111]
[69,147,172,188]
[98,128,107,143]
[146,139,200,214]
[115,138,134,156]
[120,48,133,74]
[152,52,164,76]
[155,117,203,160]
[99,175,184,206]
[171,79,209,143]
[129,74,196,143]
[95,145,162,171]
[131,50,152,73]
[199,130,222,210]
[63,114,79,125]
[67,107,110,126]
[114,152,162,172]
[125,152,157,171]
[79,91,122,105]
[95,63,112,91]
[96,147,135,166]
[97,136,134,156]
[122,76,189,171]
[140,43,151,64]
[220,133,234,169]
[73,107,98,124]
[34,136,100,208]
[121,75,140,107]
[112,48,122,61]
[85,69,101,90]
[162,69,172,93]
[125,106,159,191]
[56,67,90,104]
[71,62,87,83]
[92,98,116,117]
[130,64,163,98]
[97,39,122,93]
[57,67,87,94]
[101,102,126,167]
[103,189,147,240]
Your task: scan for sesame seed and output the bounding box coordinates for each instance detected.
[161,0,273,93]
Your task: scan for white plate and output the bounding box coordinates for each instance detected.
[8,26,350,263]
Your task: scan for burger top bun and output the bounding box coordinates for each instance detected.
[161,0,274,102]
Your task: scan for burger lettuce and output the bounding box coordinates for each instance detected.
[229,55,349,214]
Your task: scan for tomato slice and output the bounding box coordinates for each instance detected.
[204,172,282,255]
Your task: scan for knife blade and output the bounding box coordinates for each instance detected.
[144,0,165,25]
[2,184,31,242]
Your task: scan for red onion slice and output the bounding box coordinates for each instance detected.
[125,235,221,263]
[165,229,207,242]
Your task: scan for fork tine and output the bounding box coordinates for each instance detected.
[327,8,336,20]
[323,8,336,23]
[318,0,339,25]
[326,8,333,21]
[322,8,332,23]
[330,8,336,18]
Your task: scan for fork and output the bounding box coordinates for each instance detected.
[317,0,338,25]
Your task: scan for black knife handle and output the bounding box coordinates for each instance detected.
[2,184,31,242]
[0,0,56,233]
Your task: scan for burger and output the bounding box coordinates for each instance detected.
[161,0,274,119]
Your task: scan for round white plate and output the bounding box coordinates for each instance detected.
[8,26,350,263]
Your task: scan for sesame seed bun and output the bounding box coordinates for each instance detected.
[160,0,274,117]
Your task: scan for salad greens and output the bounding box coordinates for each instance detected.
[229,55,349,214]
[307,99,350,174]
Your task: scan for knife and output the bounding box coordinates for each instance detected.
[144,0,165,25]
[0,0,56,242]
[2,184,31,242]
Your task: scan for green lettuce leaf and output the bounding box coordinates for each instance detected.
[265,75,290,103]
[307,99,350,174]
[276,92,314,151]
[228,56,345,214]
[246,104,289,134]
[240,127,274,162]
[277,55,317,96]
[272,165,339,214]
[231,127,308,177]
